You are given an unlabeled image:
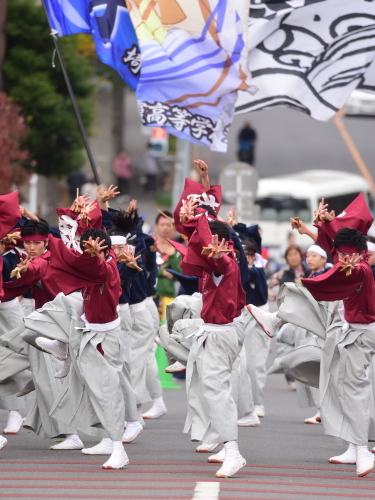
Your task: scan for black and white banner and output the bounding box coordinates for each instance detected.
[235,0,375,120]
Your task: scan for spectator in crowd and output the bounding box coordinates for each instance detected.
[139,142,159,194]
[112,150,133,197]
[237,121,257,166]
[154,210,182,320]
[67,170,87,203]
[267,244,310,301]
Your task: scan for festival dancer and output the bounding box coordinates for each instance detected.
[295,244,328,425]
[180,201,247,478]
[41,228,130,469]
[0,192,24,451]
[0,232,27,435]
[142,231,168,420]
[237,231,269,420]
[249,224,375,477]
[107,206,146,443]
[1,217,84,450]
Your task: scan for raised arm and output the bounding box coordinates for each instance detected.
[290,217,317,242]
[194,159,210,191]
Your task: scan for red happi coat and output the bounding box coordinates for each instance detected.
[49,238,121,324]
[314,193,374,262]
[182,215,245,325]
[302,258,375,324]
[3,250,61,308]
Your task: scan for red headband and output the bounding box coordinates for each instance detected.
[21,234,49,242]
[337,245,360,254]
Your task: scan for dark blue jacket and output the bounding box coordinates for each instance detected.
[230,226,267,307]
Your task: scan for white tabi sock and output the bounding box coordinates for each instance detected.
[207,447,225,463]
[35,338,68,361]
[0,435,7,450]
[102,441,129,469]
[55,355,72,379]
[329,443,356,464]
[356,444,374,477]
[215,441,246,478]
[238,411,261,427]
[82,438,113,455]
[142,396,167,419]
[196,442,222,453]
[50,434,84,450]
[122,421,143,443]
[3,411,24,434]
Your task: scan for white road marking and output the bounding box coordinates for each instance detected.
[192,481,220,500]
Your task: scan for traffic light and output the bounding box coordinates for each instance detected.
[149,127,168,156]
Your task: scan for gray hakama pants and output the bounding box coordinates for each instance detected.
[0,298,28,411]
[243,306,271,405]
[294,327,320,410]
[118,303,139,422]
[320,322,375,445]
[276,283,375,445]
[144,297,162,399]
[160,294,203,366]
[159,318,202,366]
[19,293,83,438]
[184,316,245,444]
[129,300,154,405]
[20,297,35,317]
[234,345,254,418]
[52,321,128,441]
[20,293,128,439]
[267,323,297,376]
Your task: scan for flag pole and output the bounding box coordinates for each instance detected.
[40,0,102,186]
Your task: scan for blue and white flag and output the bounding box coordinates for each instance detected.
[127,0,254,152]
[235,0,375,120]
[44,0,140,90]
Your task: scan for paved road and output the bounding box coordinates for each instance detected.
[1,372,374,500]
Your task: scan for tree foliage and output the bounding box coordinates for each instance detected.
[3,0,96,178]
[0,92,28,194]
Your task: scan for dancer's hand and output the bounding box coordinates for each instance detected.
[127,199,137,213]
[149,233,161,253]
[82,236,108,258]
[19,206,39,221]
[202,235,230,259]
[77,193,91,208]
[10,256,32,279]
[194,159,210,190]
[118,246,142,271]
[80,201,96,225]
[339,254,361,276]
[227,206,237,227]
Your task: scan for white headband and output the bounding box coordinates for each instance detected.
[367,242,375,252]
[307,245,327,259]
[110,235,127,245]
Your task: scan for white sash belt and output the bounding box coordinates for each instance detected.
[342,320,375,333]
[0,297,19,309]
[187,312,244,339]
[21,298,35,307]
[75,313,121,333]
[129,300,146,313]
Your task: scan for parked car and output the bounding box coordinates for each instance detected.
[249,169,374,249]
[345,90,375,116]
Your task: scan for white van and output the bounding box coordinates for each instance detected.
[253,169,375,248]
